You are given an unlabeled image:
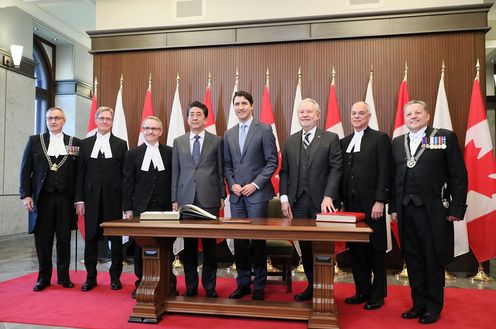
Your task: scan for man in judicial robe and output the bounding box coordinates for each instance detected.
[122,116,172,298]
[279,98,342,301]
[171,101,225,298]
[340,101,391,310]
[75,106,128,291]
[20,107,79,291]
[224,91,278,301]
[390,100,467,324]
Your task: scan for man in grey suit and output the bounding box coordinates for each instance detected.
[171,101,225,298]
[279,98,343,301]
[224,91,278,301]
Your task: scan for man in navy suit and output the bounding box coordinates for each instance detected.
[224,91,278,301]
[20,107,79,291]
[279,98,342,301]
[171,101,225,298]
[341,101,391,310]
[122,116,172,298]
[390,100,467,324]
[75,106,128,292]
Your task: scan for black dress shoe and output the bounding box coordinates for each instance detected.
[294,286,313,301]
[81,280,97,291]
[229,285,251,299]
[401,307,425,319]
[110,279,122,290]
[364,299,384,310]
[57,280,75,288]
[419,312,440,324]
[206,289,217,298]
[252,289,265,301]
[183,289,198,297]
[344,294,370,305]
[33,280,50,291]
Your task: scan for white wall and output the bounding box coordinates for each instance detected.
[0,7,33,58]
[96,0,483,30]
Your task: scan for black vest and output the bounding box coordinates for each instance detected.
[402,168,424,206]
[42,156,68,193]
[296,141,312,198]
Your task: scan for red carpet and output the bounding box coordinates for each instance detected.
[0,271,494,329]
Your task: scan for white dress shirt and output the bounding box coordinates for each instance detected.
[346,129,365,153]
[47,132,67,158]
[408,126,427,157]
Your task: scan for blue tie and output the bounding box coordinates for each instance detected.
[192,135,200,166]
[239,124,247,153]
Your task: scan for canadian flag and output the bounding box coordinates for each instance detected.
[137,75,154,146]
[290,68,303,135]
[86,78,98,138]
[259,71,281,195]
[364,71,393,253]
[464,76,496,263]
[167,76,186,255]
[204,78,217,135]
[391,66,410,247]
[79,79,99,239]
[325,72,344,139]
[324,72,345,254]
[433,64,469,257]
[224,73,239,255]
[112,75,129,148]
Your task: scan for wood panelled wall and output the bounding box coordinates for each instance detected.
[93,31,485,147]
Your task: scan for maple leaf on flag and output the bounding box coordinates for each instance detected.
[465,140,496,198]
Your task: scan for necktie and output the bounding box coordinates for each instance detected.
[192,135,201,166]
[303,132,311,149]
[239,124,247,153]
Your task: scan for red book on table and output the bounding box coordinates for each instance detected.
[316,211,366,223]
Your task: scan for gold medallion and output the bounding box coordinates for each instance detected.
[50,163,58,171]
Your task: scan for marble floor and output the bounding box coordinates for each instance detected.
[1,233,495,329]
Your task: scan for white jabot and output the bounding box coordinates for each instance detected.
[408,126,427,157]
[90,132,113,159]
[141,142,165,171]
[47,132,67,158]
[346,130,364,153]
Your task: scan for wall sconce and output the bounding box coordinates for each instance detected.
[10,45,23,68]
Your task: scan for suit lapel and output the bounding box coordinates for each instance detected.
[180,134,196,167]
[137,144,147,166]
[199,132,212,166]
[307,128,323,167]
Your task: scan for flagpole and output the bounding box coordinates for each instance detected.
[404,61,408,81]
[266,67,269,87]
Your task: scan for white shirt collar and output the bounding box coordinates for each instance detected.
[90,133,112,159]
[47,132,67,158]
[409,126,427,140]
[239,117,253,129]
[346,129,365,153]
[189,130,205,140]
[301,126,317,143]
[141,142,165,171]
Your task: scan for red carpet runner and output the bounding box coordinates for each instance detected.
[0,271,494,329]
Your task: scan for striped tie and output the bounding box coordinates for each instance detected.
[303,132,311,149]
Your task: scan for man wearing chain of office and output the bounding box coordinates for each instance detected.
[20,107,80,291]
[390,100,467,325]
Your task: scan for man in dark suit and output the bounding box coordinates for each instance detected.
[171,101,225,298]
[341,101,391,310]
[224,91,278,301]
[279,97,342,301]
[122,115,172,298]
[75,106,128,292]
[20,107,79,291]
[390,100,467,324]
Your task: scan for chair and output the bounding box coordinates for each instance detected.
[266,198,294,292]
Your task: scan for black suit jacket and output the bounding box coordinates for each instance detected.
[341,127,392,251]
[390,127,468,265]
[122,143,173,215]
[75,133,127,240]
[20,133,80,234]
[279,127,343,210]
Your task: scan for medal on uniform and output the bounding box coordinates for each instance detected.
[50,163,58,171]
[407,158,416,168]
[40,134,74,172]
[404,128,439,169]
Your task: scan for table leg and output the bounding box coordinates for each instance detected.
[129,237,176,323]
[309,241,338,329]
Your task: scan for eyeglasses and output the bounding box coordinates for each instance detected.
[46,116,64,121]
[96,117,112,122]
[142,127,161,132]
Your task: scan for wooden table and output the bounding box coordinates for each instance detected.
[102,218,372,329]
